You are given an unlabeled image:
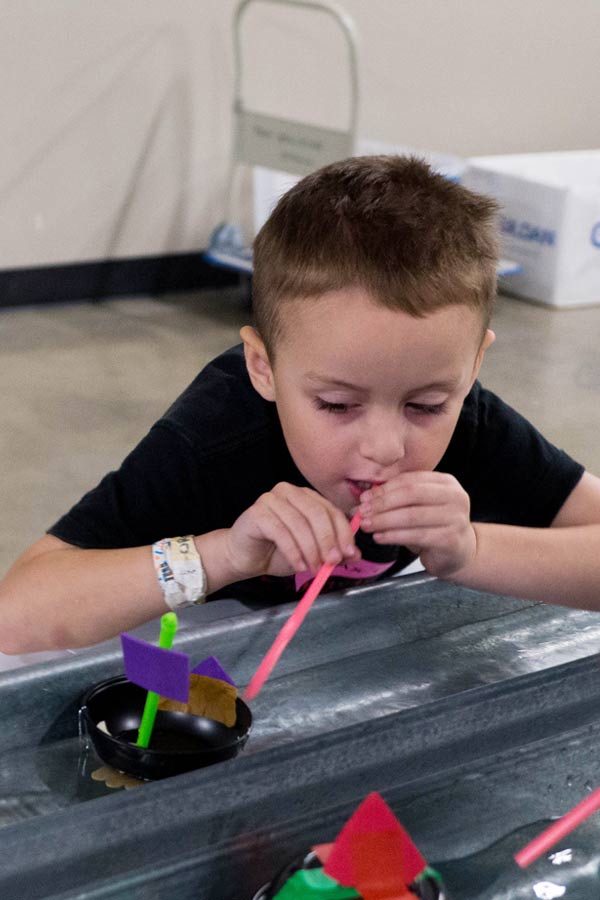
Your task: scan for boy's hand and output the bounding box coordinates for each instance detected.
[225,482,360,580]
[358,472,476,578]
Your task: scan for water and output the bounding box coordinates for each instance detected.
[0,714,125,831]
[439,817,600,899]
[0,701,254,831]
[4,709,600,898]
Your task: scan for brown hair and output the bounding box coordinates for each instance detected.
[252,155,499,356]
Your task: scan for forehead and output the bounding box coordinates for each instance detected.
[274,289,484,384]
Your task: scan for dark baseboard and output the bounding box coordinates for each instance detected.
[0,252,242,309]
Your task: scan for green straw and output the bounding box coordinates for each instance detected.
[136,612,178,748]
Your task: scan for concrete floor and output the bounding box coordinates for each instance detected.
[2,287,600,580]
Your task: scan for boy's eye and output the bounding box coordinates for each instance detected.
[406,402,447,416]
[314,398,352,414]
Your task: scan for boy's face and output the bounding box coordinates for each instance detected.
[242,288,494,516]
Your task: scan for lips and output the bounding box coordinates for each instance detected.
[347,479,385,500]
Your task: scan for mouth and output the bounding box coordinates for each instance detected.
[347,478,385,499]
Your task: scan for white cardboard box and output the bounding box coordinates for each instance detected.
[463,150,600,307]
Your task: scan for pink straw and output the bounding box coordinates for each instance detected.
[515,786,600,868]
[243,512,361,702]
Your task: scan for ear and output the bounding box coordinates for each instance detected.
[240,325,276,401]
[470,328,495,385]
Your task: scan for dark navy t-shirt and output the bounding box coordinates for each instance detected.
[48,344,584,604]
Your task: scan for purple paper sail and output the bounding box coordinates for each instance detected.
[191,655,236,687]
[121,633,190,702]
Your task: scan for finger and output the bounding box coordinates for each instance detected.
[271,485,358,567]
[370,524,451,547]
[360,504,454,533]
[264,492,325,572]
[255,488,329,571]
[295,489,351,566]
[253,504,312,572]
[361,470,441,500]
[363,479,455,515]
[328,503,360,560]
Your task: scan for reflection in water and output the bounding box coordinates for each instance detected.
[0,733,103,829]
[0,709,120,831]
[438,817,600,899]
[0,791,63,828]
[533,883,565,899]
[90,765,144,790]
[0,721,121,831]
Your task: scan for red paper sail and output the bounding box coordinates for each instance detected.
[322,793,427,898]
[351,831,413,900]
[313,842,334,864]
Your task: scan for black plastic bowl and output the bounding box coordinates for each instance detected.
[80,674,252,780]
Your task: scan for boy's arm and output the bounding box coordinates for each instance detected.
[0,530,238,653]
[453,471,600,609]
[0,483,359,653]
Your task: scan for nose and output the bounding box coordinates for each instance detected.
[358,410,405,468]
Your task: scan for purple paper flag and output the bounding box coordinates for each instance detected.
[191,655,236,687]
[121,633,190,702]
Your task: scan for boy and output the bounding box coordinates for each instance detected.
[2,155,600,654]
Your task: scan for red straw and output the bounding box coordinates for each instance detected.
[243,511,361,701]
[515,786,600,868]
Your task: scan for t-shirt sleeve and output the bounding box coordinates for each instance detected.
[441,384,585,528]
[47,422,211,549]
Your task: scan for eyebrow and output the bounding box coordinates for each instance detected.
[407,379,460,393]
[304,372,460,393]
[304,372,366,390]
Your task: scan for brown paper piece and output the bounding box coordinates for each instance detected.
[158,674,238,726]
[91,765,145,790]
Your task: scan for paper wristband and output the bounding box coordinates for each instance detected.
[152,536,207,610]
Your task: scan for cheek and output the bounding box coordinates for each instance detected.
[295,418,353,472]
[411,419,457,465]
[302,426,346,465]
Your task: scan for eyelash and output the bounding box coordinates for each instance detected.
[407,402,448,416]
[314,399,448,416]
[314,398,352,414]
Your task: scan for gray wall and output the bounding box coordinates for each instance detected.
[2,0,598,269]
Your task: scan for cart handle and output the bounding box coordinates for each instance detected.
[232,0,359,138]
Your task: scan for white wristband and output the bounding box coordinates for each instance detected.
[152,536,207,610]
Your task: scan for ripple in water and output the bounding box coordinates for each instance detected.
[438,818,600,899]
[0,792,63,827]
